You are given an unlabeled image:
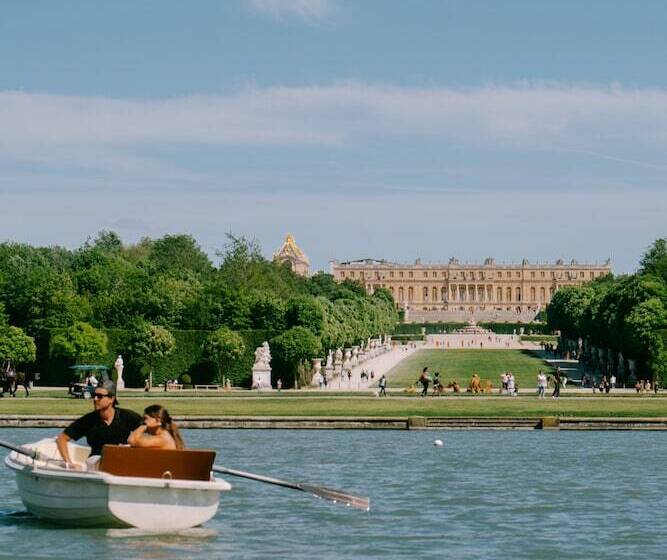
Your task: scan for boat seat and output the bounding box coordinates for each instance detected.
[99,446,216,481]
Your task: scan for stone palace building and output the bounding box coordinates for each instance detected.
[330,257,612,323]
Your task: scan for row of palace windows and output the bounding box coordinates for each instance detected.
[342,269,603,281]
[370,285,557,303]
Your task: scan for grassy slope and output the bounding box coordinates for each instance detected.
[386,349,557,388]
[1,396,666,418]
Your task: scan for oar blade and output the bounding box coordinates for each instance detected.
[299,484,370,511]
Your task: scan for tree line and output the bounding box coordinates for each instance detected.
[547,239,667,384]
[0,232,397,386]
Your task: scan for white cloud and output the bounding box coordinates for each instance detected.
[1,83,667,175]
[245,0,333,22]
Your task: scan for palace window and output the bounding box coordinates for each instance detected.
[530,272,535,279]
[340,272,345,278]
[530,287,536,300]
[540,287,546,301]
[423,272,428,278]
[350,271,355,278]
[375,271,380,279]
[409,272,413,278]
[398,287,404,301]
[423,287,429,301]
[516,287,521,301]
[515,272,520,278]
[580,271,584,278]
[541,271,545,278]
[432,272,437,278]
[506,272,511,278]
[497,272,502,279]
[389,271,394,278]
[399,271,404,278]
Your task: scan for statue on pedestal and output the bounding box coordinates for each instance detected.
[251,341,272,390]
[325,350,334,380]
[310,358,323,387]
[114,355,125,390]
[342,348,352,372]
[351,346,359,367]
[334,347,343,376]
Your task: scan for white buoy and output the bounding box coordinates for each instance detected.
[433,439,444,447]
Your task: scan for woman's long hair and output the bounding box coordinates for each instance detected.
[144,404,185,449]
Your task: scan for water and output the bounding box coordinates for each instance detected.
[1,428,666,559]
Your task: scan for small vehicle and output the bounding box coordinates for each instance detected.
[67,365,108,399]
[5,438,230,529]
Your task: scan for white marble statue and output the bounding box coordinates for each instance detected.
[252,342,272,390]
[114,355,125,390]
[253,342,272,370]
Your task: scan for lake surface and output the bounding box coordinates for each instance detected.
[1,428,666,559]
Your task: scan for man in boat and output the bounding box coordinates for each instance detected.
[56,380,142,468]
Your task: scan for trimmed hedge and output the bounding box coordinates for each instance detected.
[35,328,270,388]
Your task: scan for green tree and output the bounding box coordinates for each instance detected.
[0,325,36,365]
[50,322,109,364]
[249,294,287,332]
[145,272,203,327]
[128,322,176,387]
[625,298,667,383]
[149,234,213,275]
[202,327,246,384]
[270,326,322,388]
[640,238,667,282]
[285,295,324,334]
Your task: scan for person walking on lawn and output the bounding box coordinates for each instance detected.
[418,367,431,397]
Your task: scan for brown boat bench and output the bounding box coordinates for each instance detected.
[99,445,216,481]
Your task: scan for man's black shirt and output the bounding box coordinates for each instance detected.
[64,408,142,456]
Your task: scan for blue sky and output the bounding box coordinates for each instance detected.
[1,0,666,272]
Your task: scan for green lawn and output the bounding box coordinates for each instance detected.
[386,349,559,389]
[1,395,666,418]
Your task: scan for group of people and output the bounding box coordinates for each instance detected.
[417,367,444,397]
[500,372,518,396]
[635,379,658,393]
[56,379,184,469]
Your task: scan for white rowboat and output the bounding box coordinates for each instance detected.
[4,438,231,530]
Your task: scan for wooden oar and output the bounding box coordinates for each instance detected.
[212,465,370,511]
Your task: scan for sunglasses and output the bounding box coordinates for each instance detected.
[93,392,111,400]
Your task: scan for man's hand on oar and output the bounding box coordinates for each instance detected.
[212,465,370,511]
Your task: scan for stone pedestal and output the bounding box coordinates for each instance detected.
[252,368,272,390]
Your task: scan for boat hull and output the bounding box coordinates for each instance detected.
[5,440,230,530]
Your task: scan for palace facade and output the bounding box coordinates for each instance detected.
[330,257,611,322]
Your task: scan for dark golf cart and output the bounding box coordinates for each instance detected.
[68,365,109,398]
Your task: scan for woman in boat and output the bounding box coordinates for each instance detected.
[128,404,185,450]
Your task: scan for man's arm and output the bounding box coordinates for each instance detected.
[56,432,73,464]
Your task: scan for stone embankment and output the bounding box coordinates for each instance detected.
[1,415,666,430]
